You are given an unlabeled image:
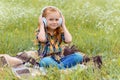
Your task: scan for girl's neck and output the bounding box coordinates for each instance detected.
[47,27,55,36]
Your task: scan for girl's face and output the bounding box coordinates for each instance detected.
[46,12,61,30]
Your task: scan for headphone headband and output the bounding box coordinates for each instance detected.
[41,6,62,17]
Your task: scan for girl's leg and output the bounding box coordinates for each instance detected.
[60,52,83,69]
[39,56,59,68]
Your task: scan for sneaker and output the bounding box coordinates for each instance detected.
[0,56,8,67]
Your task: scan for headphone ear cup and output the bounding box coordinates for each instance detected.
[59,18,62,26]
[42,17,47,27]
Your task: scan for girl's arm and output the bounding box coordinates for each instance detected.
[37,15,47,42]
[61,15,72,43]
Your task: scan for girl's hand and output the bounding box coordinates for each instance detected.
[61,15,66,27]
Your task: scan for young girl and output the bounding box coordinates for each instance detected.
[37,6,83,69]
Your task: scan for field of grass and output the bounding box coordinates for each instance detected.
[0,0,120,80]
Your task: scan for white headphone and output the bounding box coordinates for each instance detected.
[41,6,63,27]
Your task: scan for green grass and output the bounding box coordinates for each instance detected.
[0,0,120,80]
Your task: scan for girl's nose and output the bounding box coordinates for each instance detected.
[53,20,57,23]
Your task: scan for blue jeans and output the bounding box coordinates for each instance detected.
[39,52,83,69]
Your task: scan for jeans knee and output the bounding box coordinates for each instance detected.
[39,59,45,67]
[39,57,50,67]
[39,57,58,67]
[74,52,83,61]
